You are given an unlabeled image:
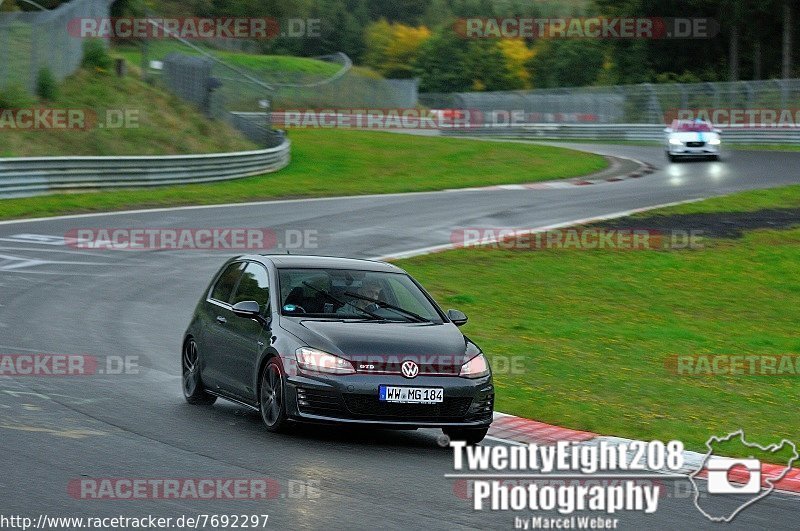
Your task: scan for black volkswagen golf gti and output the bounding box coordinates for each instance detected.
[182,255,494,444]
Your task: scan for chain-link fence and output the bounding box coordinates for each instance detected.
[0,0,112,94]
[421,79,800,124]
[134,20,418,146]
[141,38,418,111]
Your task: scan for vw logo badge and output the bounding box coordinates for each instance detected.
[401,360,419,379]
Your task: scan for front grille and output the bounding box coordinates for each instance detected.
[296,387,347,416]
[686,141,705,147]
[343,394,473,420]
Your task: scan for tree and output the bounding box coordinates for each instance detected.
[782,0,792,78]
[527,39,607,88]
[367,0,432,25]
[299,0,367,61]
[498,39,534,89]
[415,29,519,92]
[364,19,431,78]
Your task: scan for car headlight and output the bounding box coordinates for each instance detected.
[709,138,721,145]
[459,353,490,378]
[295,347,355,375]
[669,138,683,145]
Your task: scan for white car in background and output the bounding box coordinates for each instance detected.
[664,119,722,162]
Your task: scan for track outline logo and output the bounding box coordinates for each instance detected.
[688,429,798,522]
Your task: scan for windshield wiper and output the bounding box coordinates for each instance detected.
[343,291,430,323]
[300,282,384,321]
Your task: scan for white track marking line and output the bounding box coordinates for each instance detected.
[0,246,117,257]
[372,198,707,261]
[0,234,72,246]
[484,435,526,446]
[0,270,115,276]
[0,189,492,226]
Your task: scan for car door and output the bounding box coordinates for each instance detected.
[201,261,245,391]
[218,261,272,402]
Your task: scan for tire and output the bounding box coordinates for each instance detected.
[182,338,217,405]
[443,427,489,445]
[666,152,677,163]
[259,358,289,432]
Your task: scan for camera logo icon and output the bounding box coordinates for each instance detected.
[706,457,761,494]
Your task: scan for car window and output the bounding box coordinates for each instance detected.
[277,268,442,322]
[210,262,245,304]
[674,121,713,132]
[231,262,271,313]
[383,276,438,318]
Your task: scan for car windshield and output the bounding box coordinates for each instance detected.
[277,268,443,323]
[673,121,713,132]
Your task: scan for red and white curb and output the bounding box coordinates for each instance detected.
[487,412,800,495]
[455,156,656,192]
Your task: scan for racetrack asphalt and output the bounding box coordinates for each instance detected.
[0,143,798,529]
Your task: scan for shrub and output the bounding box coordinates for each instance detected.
[36,67,59,101]
[82,39,113,71]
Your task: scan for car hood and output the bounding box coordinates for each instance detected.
[280,318,475,373]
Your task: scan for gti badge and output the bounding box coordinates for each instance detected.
[401,360,419,379]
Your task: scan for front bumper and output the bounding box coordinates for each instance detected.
[284,372,494,428]
[667,144,720,156]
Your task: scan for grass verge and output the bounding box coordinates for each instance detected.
[0,69,255,157]
[112,45,347,78]
[396,185,800,458]
[0,129,606,221]
[632,184,800,216]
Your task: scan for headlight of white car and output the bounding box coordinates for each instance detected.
[709,138,721,145]
[669,137,683,145]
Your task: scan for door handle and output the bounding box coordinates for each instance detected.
[216,315,227,324]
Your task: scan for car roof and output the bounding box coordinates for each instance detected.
[245,254,405,273]
[671,119,713,127]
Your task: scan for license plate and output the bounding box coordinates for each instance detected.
[379,385,443,404]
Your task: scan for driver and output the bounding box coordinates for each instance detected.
[337,278,382,314]
[355,279,382,310]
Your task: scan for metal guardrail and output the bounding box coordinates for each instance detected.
[442,124,800,144]
[0,138,291,199]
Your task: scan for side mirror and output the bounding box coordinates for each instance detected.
[232,301,269,326]
[714,128,722,134]
[447,309,468,327]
